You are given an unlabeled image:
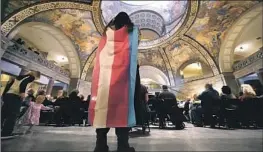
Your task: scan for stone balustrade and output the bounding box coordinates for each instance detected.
[1,36,70,78]
[233,47,263,72]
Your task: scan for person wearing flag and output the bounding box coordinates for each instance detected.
[89,12,140,152]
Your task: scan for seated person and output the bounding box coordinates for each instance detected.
[158,85,185,129]
[239,84,256,101]
[220,86,236,100]
[189,94,201,124]
[191,83,219,127]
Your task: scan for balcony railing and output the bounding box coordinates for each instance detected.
[233,47,263,71]
[1,36,70,77]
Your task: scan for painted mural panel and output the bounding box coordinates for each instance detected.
[165,40,207,76]
[3,0,92,18]
[138,50,168,76]
[25,9,101,66]
[187,1,259,61]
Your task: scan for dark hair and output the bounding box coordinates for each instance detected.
[37,90,46,96]
[222,86,231,95]
[103,12,134,34]
[69,90,79,98]
[162,85,168,90]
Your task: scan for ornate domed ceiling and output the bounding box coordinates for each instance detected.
[101,1,188,43]
[1,0,262,86]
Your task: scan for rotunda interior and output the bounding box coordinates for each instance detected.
[1,0,263,151]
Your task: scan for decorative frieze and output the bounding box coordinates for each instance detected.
[233,48,263,72]
[1,36,70,83]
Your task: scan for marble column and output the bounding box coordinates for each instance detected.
[68,78,80,93]
[221,72,240,95]
[46,78,55,95]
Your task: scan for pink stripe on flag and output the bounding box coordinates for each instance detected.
[106,28,130,127]
[89,36,107,126]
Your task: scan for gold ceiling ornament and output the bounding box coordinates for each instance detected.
[91,0,199,50]
[1,1,93,36]
[181,36,220,75]
[91,0,104,34]
[81,50,96,80]
[158,47,176,85]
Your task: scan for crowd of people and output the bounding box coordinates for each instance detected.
[2,12,263,152]
[147,83,263,129]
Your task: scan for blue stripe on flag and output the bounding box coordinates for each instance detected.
[127,27,138,127]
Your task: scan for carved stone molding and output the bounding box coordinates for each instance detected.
[233,48,263,72]
[130,10,165,36]
[1,2,93,36]
[219,3,263,72]
[81,49,96,80]
[233,48,263,79]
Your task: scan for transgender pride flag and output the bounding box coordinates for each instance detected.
[89,26,139,128]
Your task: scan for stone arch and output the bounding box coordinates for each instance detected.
[139,65,170,86]
[9,22,81,78]
[219,3,263,73]
[1,1,96,78]
[181,36,220,75]
[81,47,97,80]
[175,58,213,79]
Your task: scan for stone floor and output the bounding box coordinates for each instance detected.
[1,123,263,151]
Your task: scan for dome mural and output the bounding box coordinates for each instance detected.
[101,1,188,47]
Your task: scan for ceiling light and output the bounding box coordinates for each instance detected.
[56,56,68,63]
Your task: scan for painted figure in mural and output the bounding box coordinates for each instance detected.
[188,1,259,59]
[89,12,139,152]
[1,71,40,138]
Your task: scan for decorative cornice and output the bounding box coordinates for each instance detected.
[233,48,263,72]
[1,1,93,36]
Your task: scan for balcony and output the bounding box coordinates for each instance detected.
[1,36,70,83]
[233,47,263,72]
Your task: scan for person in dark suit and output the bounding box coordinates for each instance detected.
[192,83,220,127]
[158,85,185,129]
[69,90,82,125]
[54,90,69,126]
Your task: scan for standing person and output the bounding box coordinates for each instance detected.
[20,91,52,134]
[69,90,82,126]
[54,90,68,127]
[1,71,40,137]
[89,12,139,152]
